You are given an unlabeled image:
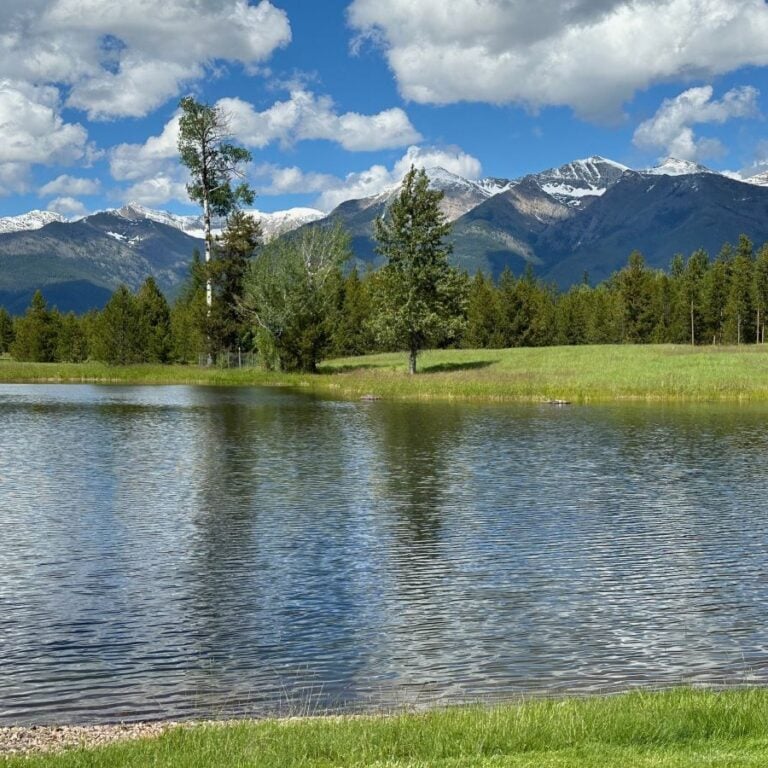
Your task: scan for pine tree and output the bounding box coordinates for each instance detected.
[10,291,59,362]
[92,285,144,365]
[703,243,733,344]
[177,96,254,359]
[0,307,14,354]
[754,243,768,344]
[618,251,654,342]
[331,267,375,357]
[681,249,709,345]
[137,277,172,363]
[463,271,502,348]
[56,312,88,362]
[372,166,466,374]
[724,235,754,344]
[208,209,262,354]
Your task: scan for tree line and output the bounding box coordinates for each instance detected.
[3,227,768,368]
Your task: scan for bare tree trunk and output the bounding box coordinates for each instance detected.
[408,348,417,375]
[737,313,741,346]
[690,299,695,346]
[203,194,213,366]
[757,307,761,344]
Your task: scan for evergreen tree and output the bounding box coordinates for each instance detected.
[137,277,172,363]
[208,209,262,354]
[10,291,59,362]
[177,95,254,356]
[618,251,654,342]
[372,166,466,374]
[170,250,208,363]
[92,285,144,365]
[463,271,502,348]
[331,267,375,357]
[724,235,754,344]
[754,243,768,344]
[56,312,88,362]
[703,243,733,344]
[681,249,709,345]
[0,307,14,354]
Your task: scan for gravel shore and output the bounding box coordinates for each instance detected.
[0,722,180,757]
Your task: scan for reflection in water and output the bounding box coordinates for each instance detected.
[1,386,768,724]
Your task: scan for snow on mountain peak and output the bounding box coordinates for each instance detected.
[0,210,66,234]
[742,169,768,188]
[642,158,714,176]
[531,156,629,207]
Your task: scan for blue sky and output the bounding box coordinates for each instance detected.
[3,0,768,219]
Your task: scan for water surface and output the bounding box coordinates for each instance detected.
[1,384,767,724]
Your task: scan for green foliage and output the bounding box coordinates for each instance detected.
[10,291,59,362]
[177,97,254,218]
[91,285,145,365]
[724,234,755,343]
[618,251,654,342]
[170,250,208,363]
[0,306,14,354]
[137,277,172,363]
[373,166,467,373]
[242,223,351,372]
[208,210,262,352]
[330,267,375,357]
[56,312,88,362]
[464,271,503,348]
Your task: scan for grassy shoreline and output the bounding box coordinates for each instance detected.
[3,689,768,767]
[3,344,768,402]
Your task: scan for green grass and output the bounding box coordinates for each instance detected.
[5,689,768,767]
[3,344,768,402]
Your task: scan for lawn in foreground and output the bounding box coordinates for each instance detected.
[3,344,768,401]
[3,689,768,767]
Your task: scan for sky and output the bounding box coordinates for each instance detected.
[3,0,768,219]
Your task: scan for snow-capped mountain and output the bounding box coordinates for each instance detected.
[0,210,66,234]
[743,170,768,188]
[526,156,630,207]
[641,158,714,176]
[115,202,323,241]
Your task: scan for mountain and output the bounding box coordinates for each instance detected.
[5,155,768,312]
[0,210,202,313]
[642,158,715,176]
[114,202,323,241]
[525,156,629,207]
[0,210,66,234]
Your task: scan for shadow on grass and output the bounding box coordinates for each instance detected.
[320,363,386,374]
[421,360,496,374]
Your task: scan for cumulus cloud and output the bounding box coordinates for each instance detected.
[47,196,87,218]
[633,86,759,161]
[39,174,101,197]
[348,0,768,119]
[2,0,292,119]
[0,80,91,193]
[256,144,483,211]
[219,90,421,151]
[122,176,189,207]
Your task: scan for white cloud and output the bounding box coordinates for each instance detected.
[219,90,421,151]
[47,196,87,218]
[121,175,189,207]
[2,0,291,119]
[348,0,768,119]
[256,144,483,211]
[39,174,101,197]
[110,115,181,182]
[0,80,91,193]
[633,86,759,161]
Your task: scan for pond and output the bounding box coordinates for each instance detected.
[1,384,767,724]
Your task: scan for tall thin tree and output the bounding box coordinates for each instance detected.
[177,97,255,314]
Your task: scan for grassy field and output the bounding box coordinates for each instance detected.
[3,689,768,767]
[3,344,768,402]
